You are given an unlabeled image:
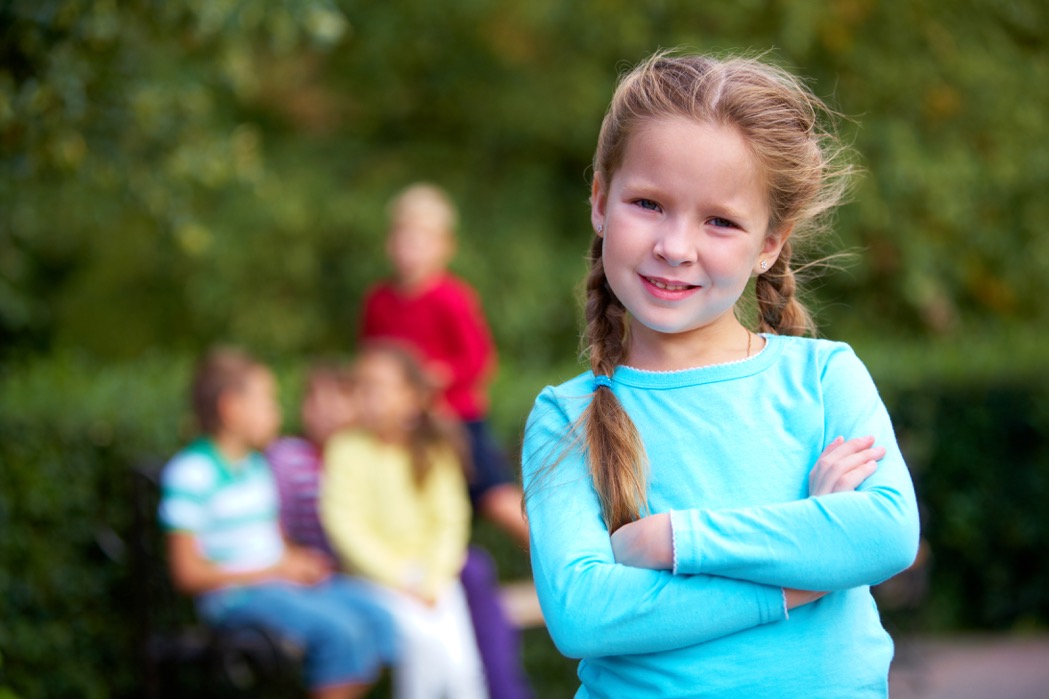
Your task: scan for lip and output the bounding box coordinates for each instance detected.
[640,274,701,300]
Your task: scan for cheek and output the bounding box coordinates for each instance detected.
[707,245,759,281]
[601,234,637,276]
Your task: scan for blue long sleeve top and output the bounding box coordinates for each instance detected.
[521,335,920,698]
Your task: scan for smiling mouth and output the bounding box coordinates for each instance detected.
[644,276,697,291]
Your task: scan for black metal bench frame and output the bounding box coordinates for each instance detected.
[129,460,305,699]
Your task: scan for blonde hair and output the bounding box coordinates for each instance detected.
[387,182,459,234]
[583,52,855,532]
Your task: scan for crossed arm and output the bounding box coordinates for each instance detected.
[611,434,886,574]
[166,533,332,596]
[523,375,919,658]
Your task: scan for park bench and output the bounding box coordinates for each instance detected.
[124,458,545,697]
[127,460,306,699]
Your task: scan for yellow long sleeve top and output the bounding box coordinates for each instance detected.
[320,429,471,602]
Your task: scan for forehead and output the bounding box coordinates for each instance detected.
[616,117,768,211]
[236,366,274,396]
[250,366,274,385]
[307,373,351,396]
[390,198,455,234]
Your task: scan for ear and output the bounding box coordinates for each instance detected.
[590,173,608,237]
[755,223,793,275]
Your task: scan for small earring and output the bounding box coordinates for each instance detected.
[596,224,604,234]
[760,260,768,271]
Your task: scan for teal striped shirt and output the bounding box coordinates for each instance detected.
[159,438,284,572]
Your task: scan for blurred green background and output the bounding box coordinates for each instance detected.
[2,1,1047,697]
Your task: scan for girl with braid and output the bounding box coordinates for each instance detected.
[521,52,919,698]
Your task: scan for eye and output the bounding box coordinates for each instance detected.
[709,217,739,229]
[634,198,662,212]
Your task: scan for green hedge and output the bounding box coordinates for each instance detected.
[888,382,1049,630]
[1,345,1047,697]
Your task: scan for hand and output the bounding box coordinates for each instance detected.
[610,512,673,570]
[808,436,884,497]
[784,588,827,610]
[408,590,438,608]
[275,546,333,585]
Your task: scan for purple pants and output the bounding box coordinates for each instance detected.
[460,547,534,699]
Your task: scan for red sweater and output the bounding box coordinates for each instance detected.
[360,275,495,420]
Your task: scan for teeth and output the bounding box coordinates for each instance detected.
[649,278,690,291]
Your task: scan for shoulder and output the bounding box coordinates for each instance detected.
[524,372,594,439]
[532,371,595,412]
[326,430,380,463]
[429,443,468,479]
[767,334,866,374]
[438,274,478,294]
[161,445,220,495]
[768,335,881,402]
[245,450,275,479]
[265,437,316,469]
[432,275,482,305]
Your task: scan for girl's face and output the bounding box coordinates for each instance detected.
[591,117,788,361]
[353,353,421,438]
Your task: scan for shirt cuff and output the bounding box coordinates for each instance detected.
[669,508,704,575]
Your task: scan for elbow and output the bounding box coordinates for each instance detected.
[888,516,922,577]
[538,583,625,658]
[871,490,922,582]
[168,565,202,596]
[544,613,600,659]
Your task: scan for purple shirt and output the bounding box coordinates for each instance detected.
[265,436,336,559]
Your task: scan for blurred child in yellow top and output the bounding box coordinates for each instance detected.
[321,341,487,699]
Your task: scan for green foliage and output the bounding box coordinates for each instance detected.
[2,0,1048,363]
[0,353,183,698]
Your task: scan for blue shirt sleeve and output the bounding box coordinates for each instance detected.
[670,343,920,590]
[523,387,786,659]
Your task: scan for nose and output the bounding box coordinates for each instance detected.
[652,218,697,267]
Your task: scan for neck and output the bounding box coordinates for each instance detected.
[396,272,442,295]
[625,318,753,372]
[211,431,251,464]
[368,420,410,445]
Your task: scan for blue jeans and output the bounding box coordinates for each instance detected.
[197,574,396,689]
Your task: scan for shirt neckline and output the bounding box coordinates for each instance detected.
[610,333,785,388]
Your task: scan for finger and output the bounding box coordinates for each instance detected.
[812,444,884,485]
[810,442,884,496]
[821,435,876,462]
[810,437,844,492]
[831,460,879,493]
[811,437,873,482]
[817,436,845,459]
[827,445,886,475]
